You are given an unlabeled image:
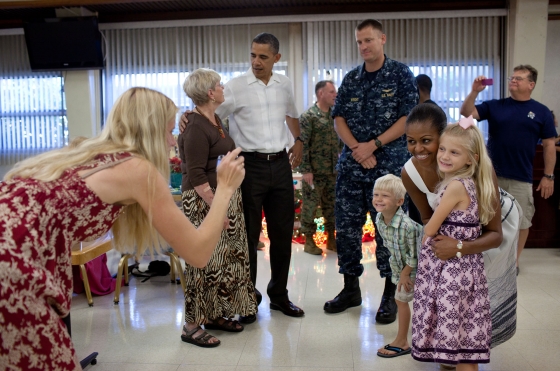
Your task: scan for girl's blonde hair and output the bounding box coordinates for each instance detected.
[5,87,178,257]
[437,123,497,225]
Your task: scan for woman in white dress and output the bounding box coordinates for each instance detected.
[402,103,520,348]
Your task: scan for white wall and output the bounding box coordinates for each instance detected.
[507,0,549,101]
[542,20,560,114]
[64,70,102,141]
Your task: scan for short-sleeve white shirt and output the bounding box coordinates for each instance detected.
[216,69,299,153]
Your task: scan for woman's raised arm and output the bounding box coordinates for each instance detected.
[131,148,245,268]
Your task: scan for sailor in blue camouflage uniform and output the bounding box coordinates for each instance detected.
[323,19,418,324]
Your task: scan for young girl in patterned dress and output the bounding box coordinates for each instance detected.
[411,118,497,371]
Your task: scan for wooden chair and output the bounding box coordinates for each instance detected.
[71,235,128,307]
[165,250,186,291]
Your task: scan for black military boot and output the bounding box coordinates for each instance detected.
[375,277,398,324]
[323,274,362,313]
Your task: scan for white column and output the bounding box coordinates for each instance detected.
[507,0,549,100]
[542,19,560,115]
[64,70,102,141]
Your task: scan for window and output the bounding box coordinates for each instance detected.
[303,16,504,140]
[409,65,495,139]
[0,75,67,153]
[106,64,287,121]
[0,34,67,165]
[101,24,290,129]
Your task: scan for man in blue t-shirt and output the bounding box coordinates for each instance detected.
[461,65,556,272]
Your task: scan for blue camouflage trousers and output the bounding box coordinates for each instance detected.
[335,173,392,278]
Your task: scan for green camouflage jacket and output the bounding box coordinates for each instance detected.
[299,103,342,175]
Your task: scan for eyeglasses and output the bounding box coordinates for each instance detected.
[507,76,532,82]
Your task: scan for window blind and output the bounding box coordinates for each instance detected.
[102,23,290,120]
[0,34,67,165]
[303,16,504,135]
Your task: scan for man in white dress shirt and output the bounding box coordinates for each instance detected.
[216,33,305,321]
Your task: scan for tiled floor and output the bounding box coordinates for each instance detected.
[71,243,560,371]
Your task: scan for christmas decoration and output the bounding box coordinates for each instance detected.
[259,185,376,245]
[312,217,327,246]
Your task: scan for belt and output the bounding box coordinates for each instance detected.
[241,150,286,161]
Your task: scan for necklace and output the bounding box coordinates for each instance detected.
[195,107,225,138]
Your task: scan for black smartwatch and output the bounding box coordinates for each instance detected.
[543,173,555,180]
[295,136,304,143]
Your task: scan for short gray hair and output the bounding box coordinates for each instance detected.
[514,64,538,84]
[315,80,333,95]
[183,68,221,106]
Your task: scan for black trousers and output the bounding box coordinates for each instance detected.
[240,152,294,302]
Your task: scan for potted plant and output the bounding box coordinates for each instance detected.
[169,156,182,189]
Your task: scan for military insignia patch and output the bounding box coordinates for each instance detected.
[381,89,394,98]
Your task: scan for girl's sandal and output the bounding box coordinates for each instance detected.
[181,325,221,348]
[204,318,244,332]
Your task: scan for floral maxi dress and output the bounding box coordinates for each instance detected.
[0,153,132,371]
[411,177,491,365]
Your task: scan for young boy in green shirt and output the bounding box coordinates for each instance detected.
[373,174,422,358]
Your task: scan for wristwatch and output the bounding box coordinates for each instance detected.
[295,136,304,143]
[373,137,383,150]
[456,240,463,258]
[543,173,555,180]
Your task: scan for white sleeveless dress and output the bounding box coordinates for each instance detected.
[404,158,519,348]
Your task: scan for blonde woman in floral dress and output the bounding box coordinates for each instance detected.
[0,87,246,370]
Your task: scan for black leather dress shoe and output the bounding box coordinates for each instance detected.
[239,314,257,324]
[255,288,263,306]
[270,300,305,317]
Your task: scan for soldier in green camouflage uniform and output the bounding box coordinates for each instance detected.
[299,81,342,255]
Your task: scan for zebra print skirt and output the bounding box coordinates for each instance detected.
[181,188,257,324]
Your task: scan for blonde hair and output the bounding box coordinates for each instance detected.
[183,68,221,106]
[5,87,178,257]
[437,123,497,225]
[373,174,406,200]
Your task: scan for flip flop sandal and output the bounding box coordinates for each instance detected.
[376,344,412,358]
[204,318,244,332]
[181,325,221,348]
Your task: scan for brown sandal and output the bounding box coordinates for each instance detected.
[180,325,220,348]
[204,318,244,332]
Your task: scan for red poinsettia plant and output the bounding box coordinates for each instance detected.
[169,156,182,174]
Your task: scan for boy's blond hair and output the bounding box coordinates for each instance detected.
[373,174,406,200]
